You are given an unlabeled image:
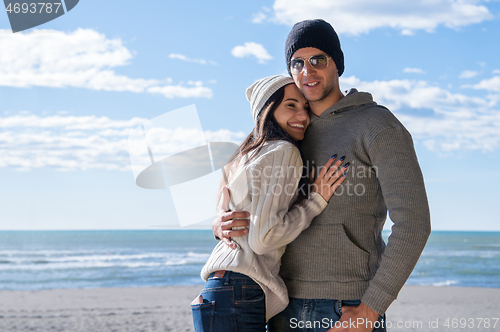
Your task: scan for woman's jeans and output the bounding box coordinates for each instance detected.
[268,297,387,332]
[191,271,266,332]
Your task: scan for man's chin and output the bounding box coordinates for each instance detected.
[303,93,325,103]
[298,86,327,103]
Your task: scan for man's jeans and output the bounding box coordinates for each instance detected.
[191,271,266,332]
[267,297,387,332]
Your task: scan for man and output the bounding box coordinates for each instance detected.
[214,19,431,332]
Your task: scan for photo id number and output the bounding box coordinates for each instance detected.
[6,2,62,14]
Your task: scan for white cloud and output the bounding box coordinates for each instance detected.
[231,42,273,64]
[469,76,500,92]
[252,6,272,23]
[0,29,212,98]
[399,110,500,152]
[340,76,492,113]
[0,115,145,130]
[147,85,213,98]
[403,68,424,74]
[0,115,245,171]
[270,0,494,35]
[252,12,267,24]
[340,76,500,152]
[169,53,216,65]
[459,70,478,78]
[493,69,500,75]
[169,53,206,64]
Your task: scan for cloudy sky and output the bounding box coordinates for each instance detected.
[0,0,499,231]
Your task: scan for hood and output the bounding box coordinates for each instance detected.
[315,89,377,120]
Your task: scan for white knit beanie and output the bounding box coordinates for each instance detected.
[246,75,294,124]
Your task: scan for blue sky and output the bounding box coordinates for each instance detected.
[0,0,499,231]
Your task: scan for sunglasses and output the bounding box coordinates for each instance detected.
[289,54,331,75]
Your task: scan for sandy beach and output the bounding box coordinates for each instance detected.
[0,285,498,332]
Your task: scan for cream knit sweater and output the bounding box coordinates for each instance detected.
[201,140,327,321]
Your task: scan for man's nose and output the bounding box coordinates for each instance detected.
[302,60,316,75]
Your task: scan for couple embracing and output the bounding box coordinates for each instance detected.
[191,19,431,332]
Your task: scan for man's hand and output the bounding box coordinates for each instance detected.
[212,187,250,250]
[327,302,380,332]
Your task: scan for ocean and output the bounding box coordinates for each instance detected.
[0,230,499,291]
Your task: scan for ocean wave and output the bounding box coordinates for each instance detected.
[432,280,459,287]
[186,252,210,259]
[0,251,210,271]
[0,251,210,265]
[165,259,189,266]
[48,252,171,263]
[0,261,121,271]
[0,249,99,256]
[421,250,500,258]
[122,262,163,268]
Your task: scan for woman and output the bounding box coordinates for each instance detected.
[191,75,348,331]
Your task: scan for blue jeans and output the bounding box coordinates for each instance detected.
[267,298,387,332]
[191,271,266,332]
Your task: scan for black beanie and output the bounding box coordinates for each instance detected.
[285,19,344,77]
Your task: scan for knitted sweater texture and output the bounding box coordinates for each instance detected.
[279,89,431,314]
[201,140,328,321]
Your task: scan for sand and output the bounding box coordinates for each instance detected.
[0,285,498,331]
[0,286,203,332]
[385,286,500,332]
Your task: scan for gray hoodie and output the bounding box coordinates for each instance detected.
[279,89,431,314]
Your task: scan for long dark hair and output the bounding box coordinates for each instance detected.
[218,84,306,208]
